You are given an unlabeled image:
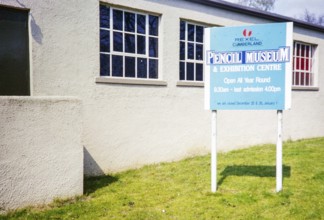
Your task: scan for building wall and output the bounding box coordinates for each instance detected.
[1,0,324,176]
[0,97,82,211]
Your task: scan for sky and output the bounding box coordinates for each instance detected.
[274,0,324,19]
[224,0,324,20]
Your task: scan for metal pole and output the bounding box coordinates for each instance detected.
[276,110,283,192]
[211,110,217,192]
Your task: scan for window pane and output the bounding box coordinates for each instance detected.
[100,30,110,52]
[180,62,185,80]
[305,73,310,85]
[137,14,146,34]
[113,9,123,30]
[137,58,147,78]
[196,25,203,43]
[100,5,110,29]
[300,72,305,85]
[113,32,123,52]
[112,55,123,76]
[196,44,203,60]
[187,63,194,80]
[137,35,146,54]
[149,15,158,36]
[188,43,194,59]
[112,55,123,77]
[125,56,135,77]
[295,57,300,70]
[180,21,185,40]
[125,12,135,32]
[295,43,300,56]
[300,58,306,70]
[187,24,194,41]
[149,59,158,79]
[125,34,135,53]
[295,72,300,85]
[180,41,185,60]
[196,63,203,81]
[100,54,110,76]
[149,37,158,57]
[300,44,305,56]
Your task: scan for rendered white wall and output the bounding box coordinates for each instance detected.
[0,0,323,177]
[0,97,82,211]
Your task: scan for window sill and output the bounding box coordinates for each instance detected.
[176,81,204,87]
[96,77,167,86]
[292,86,319,91]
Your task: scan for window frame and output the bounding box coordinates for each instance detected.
[177,20,206,87]
[292,41,319,90]
[97,4,166,86]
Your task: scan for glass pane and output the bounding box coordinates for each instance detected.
[149,37,158,57]
[300,44,305,57]
[196,63,203,81]
[100,30,110,52]
[187,24,194,41]
[300,72,305,85]
[295,43,300,56]
[112,55,123,77]
[125,56,135,77]
[196,44,203,60]
[187,63,194,80]
[125,34,135,53]
[149,59,158,79]
[180,41,185,60]
[180,21,185,40]
[300,58,306,70]
[295,72,300,85]
[137,14,146,34]
[137,58,147,78]
[100,5,110,28]
[179,62,185,80]
[100,54,110,76]
[137,35,146,54]
[125,12,135,32]
[113,9,123,30]
[149,15,158,36]
[295,57,300,70]
[196,25,203,43]
[188,43,194,59]
[113,32,123,52]
[305,73,310,85]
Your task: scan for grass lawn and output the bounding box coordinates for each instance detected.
[1,138,324,219]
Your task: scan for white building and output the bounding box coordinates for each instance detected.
[1,0,324,210]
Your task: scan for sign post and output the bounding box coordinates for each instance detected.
[276,110,283,192]
[205,22,293,192]
[211,110,217,193]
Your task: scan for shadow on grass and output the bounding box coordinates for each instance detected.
[84,175,119,194]
[218,165,291,186]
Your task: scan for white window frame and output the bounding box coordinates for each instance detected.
[97,4,166,86]
[292,41,318,90]
[177,20,205,87]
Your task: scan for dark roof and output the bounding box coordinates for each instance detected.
[185,0,324,33]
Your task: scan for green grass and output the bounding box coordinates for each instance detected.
[2,138,324,219]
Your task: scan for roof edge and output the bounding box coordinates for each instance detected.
[185,0,324,33]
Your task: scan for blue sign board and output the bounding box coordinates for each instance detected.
[205,23,293,110]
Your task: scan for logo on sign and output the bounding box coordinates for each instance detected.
[243,29,252,37]
[232,29,262,47]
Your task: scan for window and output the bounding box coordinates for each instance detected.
[100,4,159,79]
[0,7,30,95]
[179,21,204,82]
[293,42,316,87]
